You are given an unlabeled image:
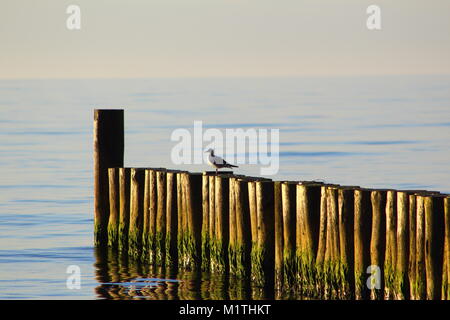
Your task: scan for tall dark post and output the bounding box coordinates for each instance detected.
[93,109,124,246]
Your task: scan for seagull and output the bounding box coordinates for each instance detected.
[205,148,238,174]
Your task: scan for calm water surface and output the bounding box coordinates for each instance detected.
[0,76,449,299]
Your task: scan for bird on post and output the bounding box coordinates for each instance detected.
[205,148,238,174]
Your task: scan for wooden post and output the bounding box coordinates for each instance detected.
[252,181,275,290]
[415,194,426,299]
[149,169,158,264]
[201,173,211,271]
[315,185,328,296]
[274,181,284,290]
[234,178,251,278]
[370,190,386,300]
[324,186,340,298]
[408,194,417,299]
[248,181,258,251]
[424,195,445,300]
[354,188,372,300]
[395,191,409,299]
[384,190,397,300]
[142,169,151,259]
[118,168,131,251]
[443,197,450,300]
[297,183,322,295]
[184,172,203,270]
[166,171,178,268]
[211,174,230,273]
[208,175,216,269]
[278,182,293,288]
[93,109,124,246]
[176,172,185,267]
[155,170,167,265]
[128,168,145,258]
[107,167,120,248]
[338,187,355,299]
[229,177,238,275]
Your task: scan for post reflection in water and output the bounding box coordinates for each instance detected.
[93,247,301,300]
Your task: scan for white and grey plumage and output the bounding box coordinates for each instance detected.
[205,148,238,174]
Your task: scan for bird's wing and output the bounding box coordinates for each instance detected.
[212,155,224,165]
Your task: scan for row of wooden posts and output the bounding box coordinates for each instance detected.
[96,167,450,300]
[93,109,449,300]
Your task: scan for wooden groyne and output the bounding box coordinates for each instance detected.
[94,109,450,300]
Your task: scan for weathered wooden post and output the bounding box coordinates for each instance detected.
[252,181,275,290]
[354,188,372,300]
[274,181,284,290]
[248,181,258,255]
[415,194,426,299]
[315,185,328,297]
[93,109,124,246]
[408,194,417,299]
[166,171,179,268]
[118,167,131,251]
[184,172,203,270]
[211,174,230,273]
[155,170,167,265]
[177,172,185,266]
[234,178,252,278]
[297,182,322,295]
[337,187,355,299]
[128,168,145,258]
[149,169,158,264]
[107,167,120,248]
[207,175,216,269]
[229,177,238,275]
[384,190,397,300]
[201,173,211,271]
[370,189,386,300]
[395,191,409,300]
[279,182,293,288]
[424,195,445,300]
[141,169,151,259]
[443,197,450,300]
[324,186,340,298]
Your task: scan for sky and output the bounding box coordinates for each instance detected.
[1,0,450,78]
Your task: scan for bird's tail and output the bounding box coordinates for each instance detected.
[227,164,238,168]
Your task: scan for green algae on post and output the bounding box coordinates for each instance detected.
[118,168,130,252]
[107,167,120,248]
[128,168,145,259]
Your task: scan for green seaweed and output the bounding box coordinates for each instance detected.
[283,248,297,288]
[179,230,199,270]
[234,243,248,278]
[228,243,237,275]
[128,230,141,259]
[94,222,106,246]
[201,232,211,271]
[107,224,119,248]
[251,244,265,287]
[165,232,179,268]
[155,231,166,266]
[393,270,407,299]
[210,239,227,273]
[384,263,395,298]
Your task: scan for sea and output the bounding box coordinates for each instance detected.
[0,75,449,299]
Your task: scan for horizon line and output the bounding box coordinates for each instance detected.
[1,73,450,81]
